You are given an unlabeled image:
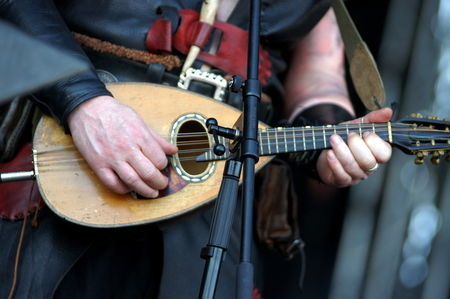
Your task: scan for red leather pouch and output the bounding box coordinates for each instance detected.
[0,143,42,220]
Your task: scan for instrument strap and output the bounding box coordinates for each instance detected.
[330,0,386,110]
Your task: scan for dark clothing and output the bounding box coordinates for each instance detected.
[0,0,330,298]
[1,206,162,298]
[0,0,112,130]
[0,200,257,298]
[0,0,328,127]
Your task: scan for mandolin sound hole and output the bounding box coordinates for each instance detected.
[176,120,210,176]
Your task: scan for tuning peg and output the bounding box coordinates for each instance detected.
[444,118,450,122]
[415,156,425,165]
[414,152,425,165]
[431,154,441,165]
[427,115,439,120]
[415,152,424,165]
[431,158,440,165]
[410,113,423,118]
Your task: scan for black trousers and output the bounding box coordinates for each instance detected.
[0,202,263,299]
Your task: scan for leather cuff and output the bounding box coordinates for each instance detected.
[284,104,354,180]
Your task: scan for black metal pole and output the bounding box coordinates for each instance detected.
[198,159,242,299]
[198,0,261,297]
[236,0,261,298]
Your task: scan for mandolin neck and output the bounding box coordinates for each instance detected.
[258,122,393,155]
[198,122,398,162]
[196,119,450,162]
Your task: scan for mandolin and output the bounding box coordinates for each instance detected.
[5,83,450,227]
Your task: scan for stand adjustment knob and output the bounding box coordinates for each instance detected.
[228,75,244,93]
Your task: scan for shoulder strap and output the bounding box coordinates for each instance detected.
[330,0,385,111]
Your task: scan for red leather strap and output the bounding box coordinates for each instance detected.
[0,143,42,220]
[146,18,173,53]
[146,9,272,85]
[191,21,214,48]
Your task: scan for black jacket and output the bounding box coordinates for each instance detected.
[0,0,328,129]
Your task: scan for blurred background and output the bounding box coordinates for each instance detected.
[301,0,450,298]
[2,0,449,298]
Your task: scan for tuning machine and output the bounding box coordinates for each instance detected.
[431,152,441,165]
[416,150,446,165]
[415,151,426,165]
[410,113,423,118]
[443,118,450,132]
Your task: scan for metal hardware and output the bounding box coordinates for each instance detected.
[178,68,228,102]
[229,75,245,93]
[0,170,35,183]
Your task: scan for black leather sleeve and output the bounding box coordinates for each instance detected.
[285,104,354,179]
[0,0,112,130]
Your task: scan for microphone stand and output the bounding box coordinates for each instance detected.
[236,0,261,297]
[198,0,261,298]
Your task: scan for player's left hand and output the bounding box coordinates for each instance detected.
[316,107,393,187]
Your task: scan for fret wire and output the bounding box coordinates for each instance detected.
[323,125,327,147]
[177,123,411,141]
[359,124,362,137]
[260,130,429,149]
[388,122,393,143]
[292,127,297,152]
[283,128,287,152]
[302,127,306,150]
[254,125,420,153]
[266,130,271,154]
[263,124,410,136]
[259,130,263,155]
[292,123,397,131]
[310,126,316,149]
[275,129,279,153]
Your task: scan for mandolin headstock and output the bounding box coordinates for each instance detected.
[395,113,450,165]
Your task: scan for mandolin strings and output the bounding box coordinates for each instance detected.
[32,121,448,166]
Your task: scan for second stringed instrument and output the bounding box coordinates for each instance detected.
[30,83,450,227]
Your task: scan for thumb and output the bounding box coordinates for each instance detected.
[364,107,393,123]
[343,107,393,125]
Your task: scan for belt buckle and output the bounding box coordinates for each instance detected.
[178,68,228,102]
